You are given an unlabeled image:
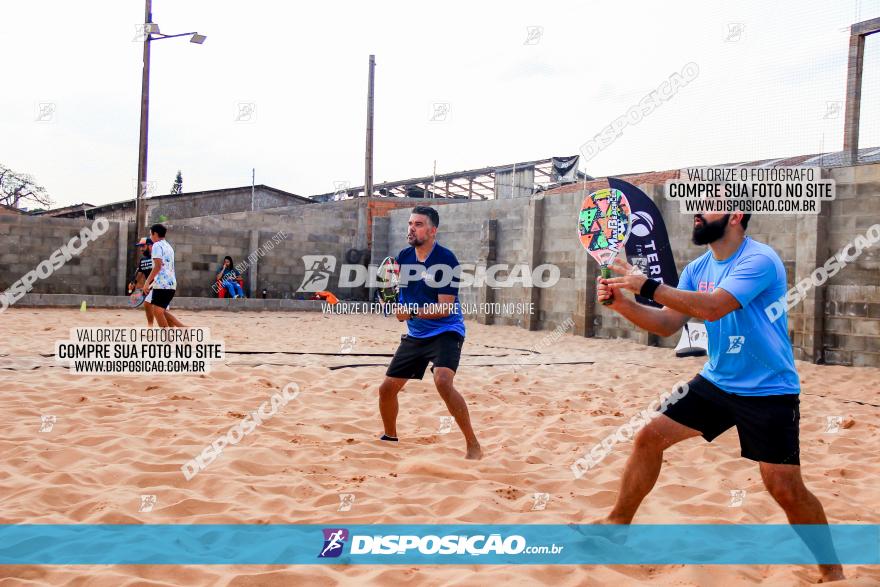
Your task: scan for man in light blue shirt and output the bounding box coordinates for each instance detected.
[675,235,800,396]
[597,211,843,583]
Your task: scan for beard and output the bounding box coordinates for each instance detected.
[692,214,729,245]
[407,233,424,246]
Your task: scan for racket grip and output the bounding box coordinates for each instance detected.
[600,266,613,306]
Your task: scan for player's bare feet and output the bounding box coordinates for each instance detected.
[466,443,482,460]
[817,565,845,582]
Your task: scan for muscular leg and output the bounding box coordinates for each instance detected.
[152,307,169,328]
[760,462,845,582]
[143,303,154,327]
[379,376,408,438]
[163,310,186,328]
[432,367,482,460]
[604,415,702,524]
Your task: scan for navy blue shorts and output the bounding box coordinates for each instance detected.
[663,374,800,465]
[386,332,464,380]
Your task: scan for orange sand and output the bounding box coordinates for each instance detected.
[0,308,877,586]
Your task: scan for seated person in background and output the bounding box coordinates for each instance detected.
[216,256,245,298]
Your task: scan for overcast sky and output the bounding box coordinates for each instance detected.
[2,0,879,209]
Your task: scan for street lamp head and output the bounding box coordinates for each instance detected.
[190,33,206,44]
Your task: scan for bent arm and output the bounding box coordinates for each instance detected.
[611,295,692,338]
[145,258,162,289]
[413,293,458,319]
[653,285,741,322]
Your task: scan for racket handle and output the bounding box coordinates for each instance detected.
[600,266,613,306]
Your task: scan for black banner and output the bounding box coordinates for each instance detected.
[608,177,679,307]
[551,155,579,184]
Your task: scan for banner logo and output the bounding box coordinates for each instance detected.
[319,528,349,558]
[630,211,654,237]
[297,256,337,292]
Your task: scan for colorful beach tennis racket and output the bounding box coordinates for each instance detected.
[376,256,400,304]
[128,288,146,308]
[578,188,632,305]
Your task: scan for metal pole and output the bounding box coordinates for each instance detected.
[251,167,255,211]
[134,0,152,235]
[512,162,516,198]
[364,55,375,198]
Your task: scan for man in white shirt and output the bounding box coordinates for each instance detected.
[143,223,186,328]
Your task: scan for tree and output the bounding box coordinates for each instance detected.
[171,170,183,195]
[0,164,53,209]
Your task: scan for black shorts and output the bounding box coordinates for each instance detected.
[386,331,464,380]
[663,374,800,465]
[146,289,175,309]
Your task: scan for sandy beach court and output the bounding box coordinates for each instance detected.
[0,308,878,586]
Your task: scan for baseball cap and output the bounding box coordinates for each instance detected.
[134,237,153,247]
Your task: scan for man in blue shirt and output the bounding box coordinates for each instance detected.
[379,206,482,460]
[599,211,843,582]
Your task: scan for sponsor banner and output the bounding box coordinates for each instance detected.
[609,177,679,307]
[1,524,876,564]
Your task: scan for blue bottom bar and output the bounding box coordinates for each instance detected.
[1,524,876,565]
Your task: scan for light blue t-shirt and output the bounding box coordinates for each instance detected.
[678,237,799,396]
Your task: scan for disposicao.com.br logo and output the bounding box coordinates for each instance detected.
[318,528,563,558]
[296,256,561,292]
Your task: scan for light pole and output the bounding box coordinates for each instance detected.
[134,0,205,237]
[364,55,375,198]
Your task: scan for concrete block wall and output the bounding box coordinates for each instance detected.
[374,162,879,366]
[257,220,359,299]
[823,285,880,366]
[171,198,355,231]
[826,165,880,286]
[46,187,312,226]
[171,199,362,299]
[375,198,532,326]
[489,200,530,328]
[539,192,589,332]
[148,186,306,225]
[87,208,130,223]
[160,225,253,297]
[821,164,880,366]
[0,215,125,295]
[4,162,877,365]
[92,198,451,302]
